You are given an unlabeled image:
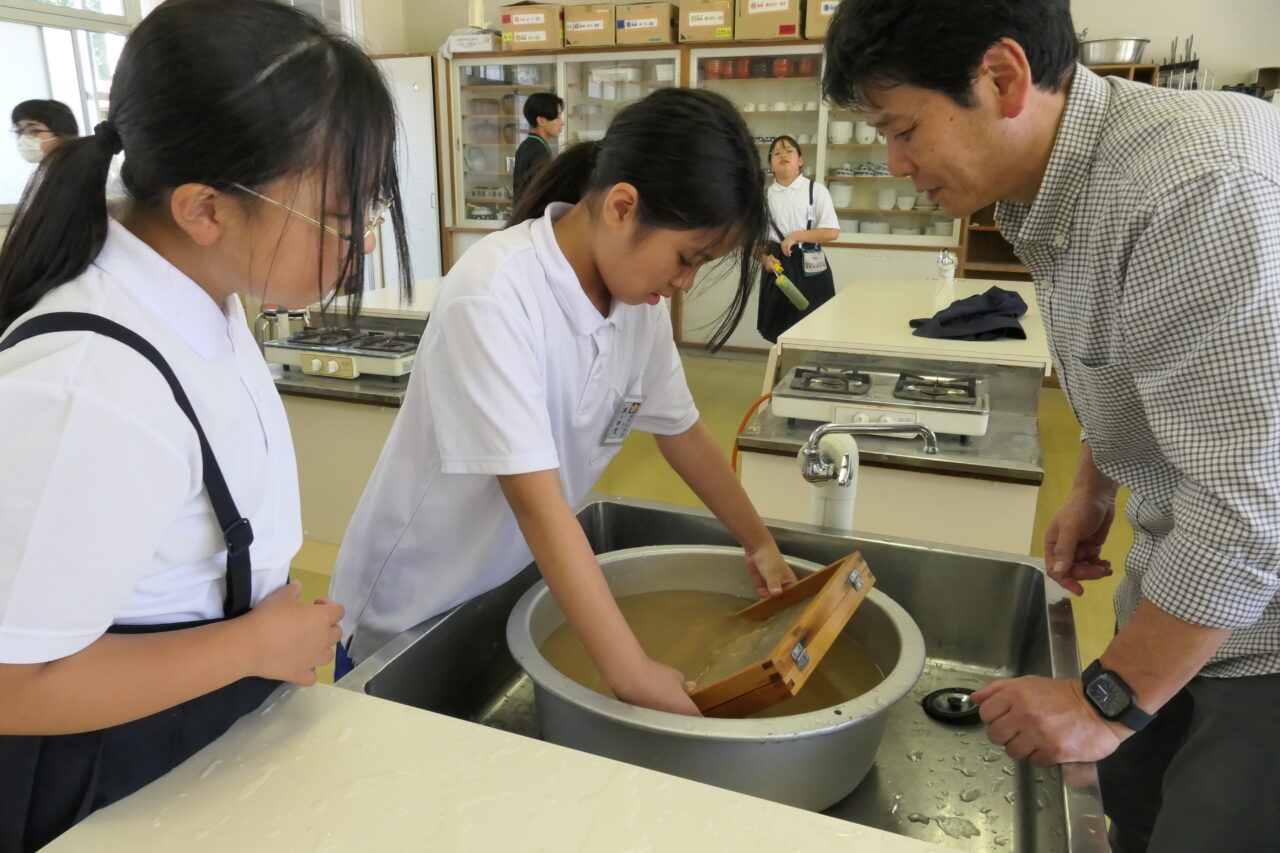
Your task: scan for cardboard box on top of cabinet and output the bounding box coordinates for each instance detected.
[805,0,840,39]
[500,2,563,51]
[448,30,500,53]
[680,0,734,42]
[564,4,615,47]
[616,3,678,45]
[734,0,800,40]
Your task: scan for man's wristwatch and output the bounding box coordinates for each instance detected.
[1082,660,1156,732]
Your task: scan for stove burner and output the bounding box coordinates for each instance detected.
[893,373,977,405]
[791,366,871,396]
[289,327,364,346]
[354,332,421,354]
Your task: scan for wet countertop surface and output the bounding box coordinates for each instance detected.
[737,407,1044,485]
[47,684,953,852]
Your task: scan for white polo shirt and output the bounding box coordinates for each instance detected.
[332,202,700,661]
[766,176,840,241]
[0,219,300,664]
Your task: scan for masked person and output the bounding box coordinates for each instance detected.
[11,99,78,164]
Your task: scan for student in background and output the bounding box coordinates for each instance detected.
[11,99,79,164]
[757,135,840,342]
[512,91,564,202]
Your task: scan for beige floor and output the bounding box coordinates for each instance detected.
[297,351,1130,684]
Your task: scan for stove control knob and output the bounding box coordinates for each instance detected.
[308,358,323,372]
[876,414,897,424]
[852,413,870,424]
[326,360,340,375]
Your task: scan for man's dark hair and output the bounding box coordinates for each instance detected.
[823,0,1078,109]
[522,92,563,128]
[11,99,79,137]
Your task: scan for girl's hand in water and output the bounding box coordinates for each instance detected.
[745,543,797,598]
[609,657,702,716]
[244,581,344,686]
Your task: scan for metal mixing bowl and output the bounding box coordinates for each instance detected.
[1079,38,1150,65]
[506,545,926,811]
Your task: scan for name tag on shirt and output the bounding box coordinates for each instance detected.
[602,395,645,445]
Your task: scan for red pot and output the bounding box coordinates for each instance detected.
[772,58,792,78]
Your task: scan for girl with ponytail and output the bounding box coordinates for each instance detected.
[331,87,795,715]
[0,1,410,848]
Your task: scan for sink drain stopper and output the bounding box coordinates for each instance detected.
[922,687,982,724]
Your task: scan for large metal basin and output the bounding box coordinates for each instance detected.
[338,496,1108,852]
[508,545,926,811]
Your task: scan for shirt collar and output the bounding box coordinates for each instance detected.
[530,201,617,337]
[769,176,808,195]
[997,65,1110,249]
[92,217,235,360]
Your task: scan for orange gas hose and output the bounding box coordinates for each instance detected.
[731,393,772,473]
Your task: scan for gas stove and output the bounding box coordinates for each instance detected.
[771,363,990,437]
[263,327,420,380]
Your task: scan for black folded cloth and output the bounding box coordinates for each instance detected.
[910,285,1028,341]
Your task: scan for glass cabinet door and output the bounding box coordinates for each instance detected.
[452,57,558,225]
[823,103,959,244]
[690,44,825,182]
[558,51,679,146]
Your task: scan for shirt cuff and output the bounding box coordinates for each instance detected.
[439,451,561,476]
[634,406,700,437]
[1142,529,1279,629]
[0,626,102,664]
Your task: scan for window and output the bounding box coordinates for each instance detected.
[0,19,125,222]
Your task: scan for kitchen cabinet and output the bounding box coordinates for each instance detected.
[561,49,680,144]
[450,55,559,225]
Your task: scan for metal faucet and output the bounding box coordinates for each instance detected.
[800,422,940,485]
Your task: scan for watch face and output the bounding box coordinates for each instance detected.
[1087,674,1131,717]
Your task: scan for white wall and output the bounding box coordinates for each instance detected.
[394,0,1280,84]
[1072,0,1280,86]
[361,0,408,54]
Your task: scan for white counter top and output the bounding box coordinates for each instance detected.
[323,277,445,321]
[48,685,951,853]
[779,277,1052,373]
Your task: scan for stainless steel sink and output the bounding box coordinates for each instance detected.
[338,495,1108,852]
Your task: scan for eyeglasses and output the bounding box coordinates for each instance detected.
[12,126,54,139]
[231,183,392,242]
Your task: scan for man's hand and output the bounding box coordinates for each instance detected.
[972,676,1131,765]
[1044,489,1116,595]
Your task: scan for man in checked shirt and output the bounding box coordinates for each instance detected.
[824,2,1280,851]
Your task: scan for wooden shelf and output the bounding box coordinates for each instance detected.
[465,196,512,204]
[962,261,1029,274]
[837,207,947,216]
[460,83,550,92]
[700,75,820,84]
[966,224,1001,232]
[826,175,905,181]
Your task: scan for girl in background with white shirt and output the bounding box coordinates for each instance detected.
[758,135,841,342]
[0,1,411,849]
[332,88,795,715]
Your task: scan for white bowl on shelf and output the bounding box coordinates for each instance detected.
[891,226,925,235]
[829,183,855,208]
[860,221,891,234]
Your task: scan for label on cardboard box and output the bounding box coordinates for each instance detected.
[715,25,732,37]
[513,29,547,42]
[509,12,545,25]
[748,0,788,13]
[821,0,838,11]
[566,19,604,30]
[620,17,659,28]
[689,10,725,25]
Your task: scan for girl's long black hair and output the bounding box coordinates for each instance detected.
[0,0,410,328]
[506,87,766,351]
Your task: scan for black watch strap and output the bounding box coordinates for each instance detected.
[1083,659,1156,732]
